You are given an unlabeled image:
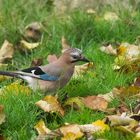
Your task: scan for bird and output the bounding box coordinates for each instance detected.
[0,48,89,93]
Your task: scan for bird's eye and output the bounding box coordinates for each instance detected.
[72,55,78,59]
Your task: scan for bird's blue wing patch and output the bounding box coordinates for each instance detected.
[39,73,58,81]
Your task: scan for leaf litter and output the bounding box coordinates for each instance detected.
[1,23,140,140]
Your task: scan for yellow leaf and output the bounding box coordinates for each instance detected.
[35,95,64,116]
[20,40,39,51]
[0,81,31,95]
[0,75,9,82]
[34,119,51,135]
[117,45,127,55]
[92,120,109,132]
[60,124,83,140]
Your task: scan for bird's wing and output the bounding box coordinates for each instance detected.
[16,66,59,81]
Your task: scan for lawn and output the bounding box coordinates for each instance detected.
[0,0,140,139]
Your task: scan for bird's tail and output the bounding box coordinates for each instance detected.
[0,71,23,79]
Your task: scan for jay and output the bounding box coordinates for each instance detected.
[0,48,89,93]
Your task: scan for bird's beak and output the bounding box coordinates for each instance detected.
[79,56,90,62]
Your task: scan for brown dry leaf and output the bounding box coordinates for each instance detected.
[116,104,129,115]
[64,97,84,110]
[31,58,43,67]
[0,40,14,63]
[100,44,117,55]
[24,22,42,42]
[35,95,64,116]
[60,124,84,140]
[0,81,31,96]
[34,119,51,135]
[47,55,58,63]
[105,113,137,127]
[133,77,140,87]
[82,96,108,111]
[120,86,140,97]
[73,62,94,78]
[20,40,39,51]
[0,105,5,125]
[111,86,140,98]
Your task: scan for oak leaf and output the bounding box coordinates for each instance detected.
[35,95,64,116]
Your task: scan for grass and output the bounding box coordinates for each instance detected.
[0,0,140,139]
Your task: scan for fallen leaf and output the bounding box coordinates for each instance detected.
[0,105,5,125]
[116,104,129,115]
[82,96,108,111]
[118,43,140,59]
[116,45,127,56]
[60,124,83,140]
[105,113,137,127]
[92,120,109,132]
[98,91,115,102]
[100,44,117,55]
[73,62,94,78]
[133,77,140,87]
[47,55,58,63]
[79,120,109,134]
[0,40,14,63]
[64,97,84,110]
[104,12,119,21]
[20,40,39,51]
[0,81,31,96]
[34,119,60,140]
[31,58,43,67]
[34,121,109,140]
[86,9,96,14]
[34,119,51,135]
[24,22,42,42]
[120,86,140,97]
[35,95,64,116]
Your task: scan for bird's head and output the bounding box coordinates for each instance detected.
[60,48,89,64]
